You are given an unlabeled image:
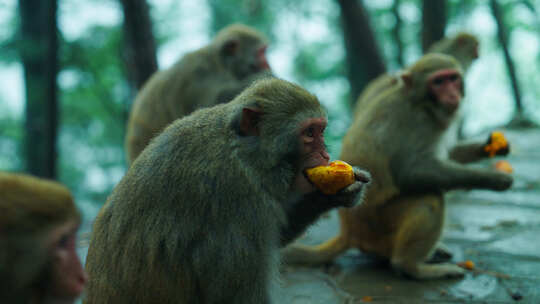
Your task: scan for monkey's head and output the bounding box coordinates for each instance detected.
[402,54,464,125]
[454,32,480,60]
[430,32,479,72]
[0,172,87,303]
[214,24,271,80]
[232,78,329,194]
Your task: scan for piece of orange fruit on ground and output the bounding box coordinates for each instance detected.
[457,260,475,270]
[305,160,355,195]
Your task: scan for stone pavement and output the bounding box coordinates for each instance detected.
[280,127,540,303]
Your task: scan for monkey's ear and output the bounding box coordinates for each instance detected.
[401,72,413,88]
[239,107,262,136]
[222,40,238,56]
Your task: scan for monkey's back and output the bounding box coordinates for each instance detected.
[341,88,410,208]
[125,48,232,164]
[339,81,448,257]
[88,105,284,303]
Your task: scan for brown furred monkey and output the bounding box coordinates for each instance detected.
[85,78,371,303]
[125,23,272,164]
[427,32,479,73]
[0,172,87,304]
[282,54,513,279]
[353,32,480,117]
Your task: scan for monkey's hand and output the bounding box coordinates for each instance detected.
[489,172,514,191]
[329,167,371,208]
[280,168,370,247]
[483,131,510,157]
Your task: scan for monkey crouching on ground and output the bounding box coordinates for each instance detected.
[282,54,512,280]
[0,172,87,304]
[85,78,370,304]
[125,23,273,164]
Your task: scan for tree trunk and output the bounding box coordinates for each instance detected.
[391,0,404,67]
[336,0,386,107]
[119,0,158,90]
[421,0,446,52]
[489,0,525,118]
[19,0,58,179]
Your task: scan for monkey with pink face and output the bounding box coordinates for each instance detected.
[125,24,273,165]
[85,78,371,303]
[283,54,512,280]
[0,172,87,304]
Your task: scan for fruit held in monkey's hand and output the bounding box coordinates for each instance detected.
[305,161,355,195]
[494,160,513,173]
[484,131,509,157]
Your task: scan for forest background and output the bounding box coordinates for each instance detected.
[1,0,539,226]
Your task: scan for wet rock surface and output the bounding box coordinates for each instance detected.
[280,128,540,303]
[76,128,540,303]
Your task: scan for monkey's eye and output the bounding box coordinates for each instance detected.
[432,77,444,86]
[449,74,459,82]
[58,234,70,248]
[304,127,315,138]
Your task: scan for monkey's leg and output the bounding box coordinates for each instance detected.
[281,234,349,265]
[390,196,464,279]
[281,208,354,266]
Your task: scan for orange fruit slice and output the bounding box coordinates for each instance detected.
[305,160,355,195]
[484,131,509,157]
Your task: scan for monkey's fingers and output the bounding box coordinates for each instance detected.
[353,167,371,184]
[341,181,365,194]
[334,181,367,208]
[496,143,510,156]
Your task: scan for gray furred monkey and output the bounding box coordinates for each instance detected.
[85,77,371,304]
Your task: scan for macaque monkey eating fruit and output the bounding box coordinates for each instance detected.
[125,24,273,164]
[282,54,513,280]
[0,172,87,303]
[84,78,371,303]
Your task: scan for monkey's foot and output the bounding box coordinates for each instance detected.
[393,262,465,280]
[427,247,453,264]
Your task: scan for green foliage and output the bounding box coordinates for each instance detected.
[0,2,19,63]
[58,24,129,205]
[293,42,345,82]
[207,0,276,38]
[0,104,23,171]
[1,0,539,213]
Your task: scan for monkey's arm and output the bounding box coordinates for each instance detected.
[395,157,513,193]
[448,141,486,163]
[280,168,370,246]
[449,134,510,163]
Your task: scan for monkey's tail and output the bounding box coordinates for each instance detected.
[281,235,350,266]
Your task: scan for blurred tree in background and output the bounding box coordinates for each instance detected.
[119,0,158,91]
[0,0,539,224]
[18,0,59,179]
